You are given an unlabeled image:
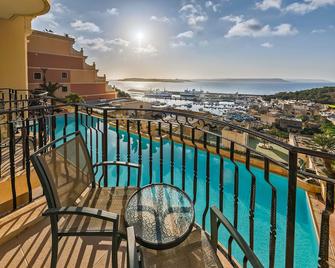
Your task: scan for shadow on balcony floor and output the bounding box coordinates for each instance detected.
[0,216,129,268]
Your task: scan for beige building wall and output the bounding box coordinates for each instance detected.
[0,16,32,90]
[28,32,77,56]
[222,128,247,152]
[71,69,101,83]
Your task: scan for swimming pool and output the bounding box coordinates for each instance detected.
[54,114,318,267]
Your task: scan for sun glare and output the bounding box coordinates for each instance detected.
[136,31,144,41]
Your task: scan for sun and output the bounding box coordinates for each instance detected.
[136,31,144,41]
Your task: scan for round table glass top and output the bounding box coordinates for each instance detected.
[125,183,195,249]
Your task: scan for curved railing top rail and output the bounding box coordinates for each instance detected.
[100,106,335,160]
[1,102,335,161]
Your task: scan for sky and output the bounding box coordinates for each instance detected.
[32,0,335,81]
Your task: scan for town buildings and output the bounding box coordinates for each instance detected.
[27,30,117,101]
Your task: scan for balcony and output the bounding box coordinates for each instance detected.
[0,89,334,267]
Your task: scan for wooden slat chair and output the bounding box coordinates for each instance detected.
[31,131,141,268]
[127,206,263,268]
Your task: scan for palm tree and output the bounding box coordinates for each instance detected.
[65,93,83,103]
[313,133,335,152]
[39,81,61,97]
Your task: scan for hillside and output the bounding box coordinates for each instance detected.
[265,86,335,103]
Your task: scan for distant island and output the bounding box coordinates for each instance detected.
[264,86,335,104]
[197,78,289,83]
[117,78,192,83]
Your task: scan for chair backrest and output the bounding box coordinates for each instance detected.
[31,132,94,209]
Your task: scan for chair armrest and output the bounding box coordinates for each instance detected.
[210,206,263,268]
[126,226,140,268]
[93,161,141,169]
[43,206,119,223]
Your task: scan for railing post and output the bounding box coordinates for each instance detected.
[102,109,108,187]
[318,181,334,268]
[75,104,79,131]
[9,121,17,210]
[50,106,56,145]
[285,150,298,268]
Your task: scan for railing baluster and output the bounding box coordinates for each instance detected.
[318,180,334,268]
[244,149,256,263]
[169,123,174,185]
[89,115,93,157]
[127,119,131,186]
[159,122,163,183]
[180,124,186,191]
[216,136,224,213]
[9,122,17,210]
[264,158,277,268]
[102,109,108,187]
[75,105,79,131]
[21,109,26,169]
[33,118,37,151]
[148,121,153,184]
[192,128,198,204]
[202,132,210,230]
[285,150,298,268]
[116,119,120,186]
[228,141,239,258]
[24,118,32,202]
[137,120,142,187]
[85,113,88,143]
[63,114,68,143]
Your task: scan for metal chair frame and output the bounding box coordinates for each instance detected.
[31,131,141,268]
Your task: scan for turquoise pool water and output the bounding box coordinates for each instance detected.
[54,114,318,267]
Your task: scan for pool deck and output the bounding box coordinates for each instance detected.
[308,193,335,267]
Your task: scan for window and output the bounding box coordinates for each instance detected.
[62,86,68,92]
[61,72,68,79]
[34,72,42,80]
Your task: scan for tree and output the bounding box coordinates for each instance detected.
[115,88,130,98]
[65,93,83,104]
[313,133,335,152]
[39,81,61,97]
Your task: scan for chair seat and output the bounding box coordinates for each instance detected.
[59,187,139,236]
[140,228,223,268]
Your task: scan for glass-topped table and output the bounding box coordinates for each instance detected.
[125,183,195,250]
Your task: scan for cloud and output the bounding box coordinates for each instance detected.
[77,36,129,52]
[223,16,298,38]
[170,40,188,48]
[77,37,112,52]
[311,28,326,33]
[134,44,158,55]
[221,15,244,23]
[179,3,208,29]
[285,0,335,14]
[107,8,119,16]
[107,38,129,47]
[256,0,282,10]
[71,20,101,32]
[150,16,171,23]
[205,1,221,12]
[261,42,274,48]
[176,31,194,38]
[54,2,70,14]
[33,13,59,29]
[199,40,209,46]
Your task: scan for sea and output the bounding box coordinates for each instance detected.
[109,79,335,95]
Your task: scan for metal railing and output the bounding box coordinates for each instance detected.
[0,91,334,267]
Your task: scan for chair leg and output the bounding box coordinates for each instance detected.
[112,234,120,267]
[50,217,58,268]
